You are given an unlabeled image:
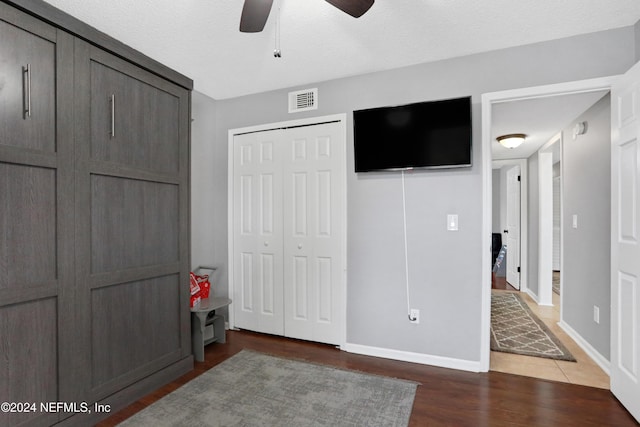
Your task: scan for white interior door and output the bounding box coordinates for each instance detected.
[611,61,640,422]
[552,176,561,271]
[506,165,521,289]
[282,122,345,345]
[232,130,284,336]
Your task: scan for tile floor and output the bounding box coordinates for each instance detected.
[490,290,610,389]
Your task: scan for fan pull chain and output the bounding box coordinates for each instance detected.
[273,6,281,58]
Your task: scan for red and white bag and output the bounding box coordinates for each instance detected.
[189,271,211,307]
[195,274,211,299]
[190,272,201,307]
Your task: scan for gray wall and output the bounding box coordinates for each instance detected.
[527,152,540,297]
[191,26,635,364]
[562,94,611,359]
[191,91,217,270]
[492,169,501,233]
[190,91,230,317]
[635,19,640,62]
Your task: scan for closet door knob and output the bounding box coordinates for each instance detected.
[298,244,303,249]
[264,241,269,247]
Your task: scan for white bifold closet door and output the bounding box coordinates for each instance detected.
[232,121,344,345]
[233,129,285,336]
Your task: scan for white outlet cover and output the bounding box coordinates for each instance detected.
[410,309,420,324]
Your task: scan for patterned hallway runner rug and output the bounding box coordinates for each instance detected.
[491,291,576,361]
[118,349,417,427]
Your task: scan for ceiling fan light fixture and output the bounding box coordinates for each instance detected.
[497,133,526,149]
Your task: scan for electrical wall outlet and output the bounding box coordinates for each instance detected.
[409,309,420,324]
[594,305,600,324]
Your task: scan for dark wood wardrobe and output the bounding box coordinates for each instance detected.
[0,1,193,425]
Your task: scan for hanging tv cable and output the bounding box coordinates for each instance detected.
[402,170,416,322]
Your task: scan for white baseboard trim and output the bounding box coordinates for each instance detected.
[342,342,481,373]
[525,288,540,304]
[558,320,611,375]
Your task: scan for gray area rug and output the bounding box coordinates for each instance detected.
[491,291,576,362]
[119,350,417,426]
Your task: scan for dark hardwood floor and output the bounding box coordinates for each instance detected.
[98,330,637,427]
[492,274,518,291]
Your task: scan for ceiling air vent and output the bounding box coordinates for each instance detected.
[289,88,318,113]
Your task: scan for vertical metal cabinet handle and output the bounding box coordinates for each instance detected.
[109,94,115,137]
[23,64,32,118]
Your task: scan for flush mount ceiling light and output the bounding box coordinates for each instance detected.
[497,133,526,149]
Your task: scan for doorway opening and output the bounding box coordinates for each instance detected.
[481,77,616,387]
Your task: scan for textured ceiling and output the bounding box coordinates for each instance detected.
[491,91,609,160]
[43,0,640,100]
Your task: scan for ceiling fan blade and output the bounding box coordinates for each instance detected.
[240,0,274,33]
[325,0,374,18]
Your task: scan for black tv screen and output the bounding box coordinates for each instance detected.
[353,96,472,172]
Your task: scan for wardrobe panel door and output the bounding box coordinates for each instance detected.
[73,40,191,403]
[0,11,56,152]
[0,163,56,289]
[0,299,59,427]
[91,274,181,387]
[90,175,179,274]
[89,60,181,174]
[0,6,75,425]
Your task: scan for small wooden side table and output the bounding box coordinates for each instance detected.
[190,297,232,362]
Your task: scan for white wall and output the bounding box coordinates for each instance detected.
[190,26,635,366]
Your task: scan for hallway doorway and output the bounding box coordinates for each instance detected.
[481,77,615,385]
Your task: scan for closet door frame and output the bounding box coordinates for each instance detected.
[227,114,347,348]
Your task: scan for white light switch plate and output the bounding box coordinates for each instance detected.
[447,214,458,231]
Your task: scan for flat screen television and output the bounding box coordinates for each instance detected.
[353,96,472,172]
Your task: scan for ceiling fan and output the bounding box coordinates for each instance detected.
[240,0,375,33]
